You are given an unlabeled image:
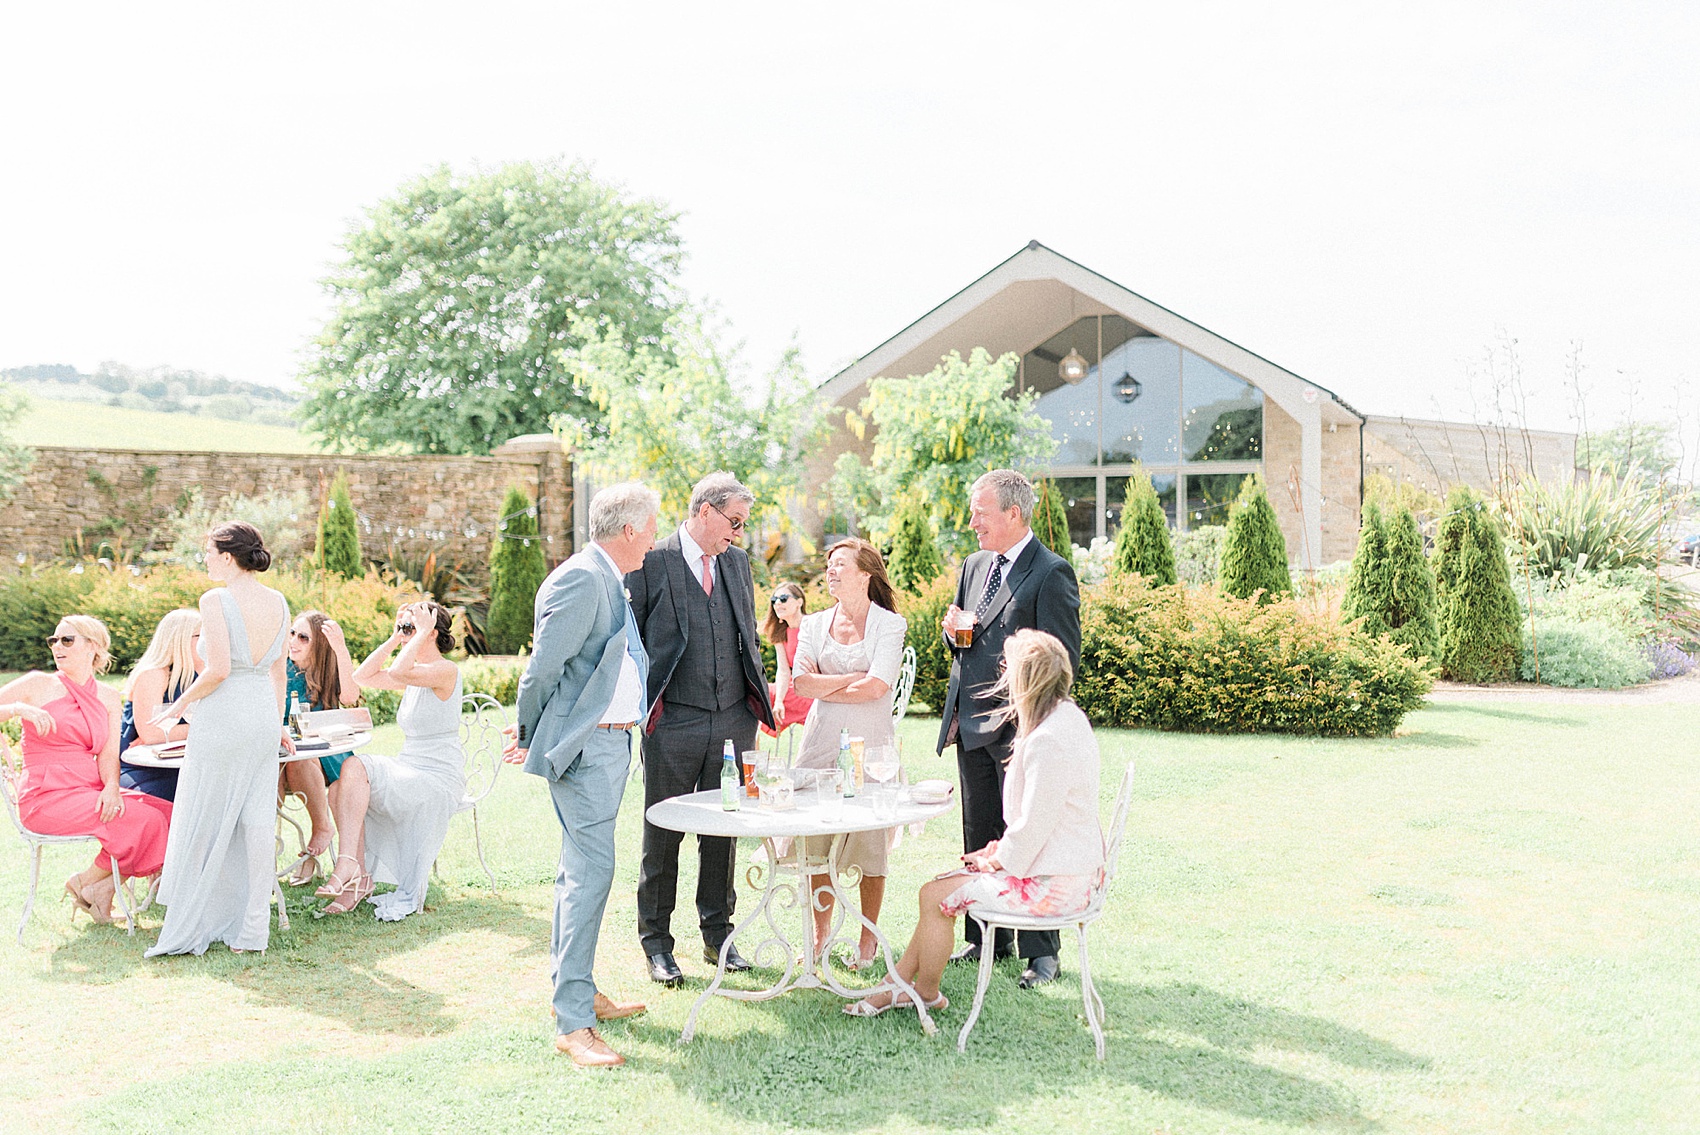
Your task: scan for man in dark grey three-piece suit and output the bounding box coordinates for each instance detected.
[938,469,1081,990]
[626,471,776,986]
[507,482,659,1068]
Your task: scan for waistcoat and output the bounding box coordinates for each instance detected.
[667,558,745,712]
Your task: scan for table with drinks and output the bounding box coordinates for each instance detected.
[647,735,955,1040]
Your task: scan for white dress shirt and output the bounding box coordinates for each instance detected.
[677,522,721,592]
[589,541,643,724]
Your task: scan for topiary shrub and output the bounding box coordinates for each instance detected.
[1031,478,1075,568]
[1343,505,1438,661]
[1435,487,1521,682]
[886,495,944,593]
[1219,476,1291,603]
[1342,504,1391,634]
[316,471,363,579]
[486,485,547,655]
[1073,573,1431,736]
[1111,470,1176,585]
[896,572,955,715]
[1521,616,1652,688]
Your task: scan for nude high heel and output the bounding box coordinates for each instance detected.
[315,854,361,898]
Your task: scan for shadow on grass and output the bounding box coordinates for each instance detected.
[42,886,551,1038]
[1420,702,1587,728]
[645,973,1419,1129]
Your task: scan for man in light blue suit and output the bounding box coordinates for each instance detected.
[505,482,660,1068]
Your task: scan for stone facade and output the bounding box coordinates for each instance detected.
[1264,402,1364,569]
[1362,416,1576,498]
[0,440,574,568]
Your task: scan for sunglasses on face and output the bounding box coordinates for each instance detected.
[710,502,747,533]
[396,623,416,636]
[291,630,312,642]
[45,634,80,647]
[771,593,800,605]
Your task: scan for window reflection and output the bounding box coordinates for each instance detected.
[1105,473,1176,536]
[1185,472,1251,527]
[1183,352,1263,462]
[1051,477,1098,548]
[1027,320,1100,466]
[1101,337,1180,464]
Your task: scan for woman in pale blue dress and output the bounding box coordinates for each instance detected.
[147,523,293,956]
[319,602,463,920]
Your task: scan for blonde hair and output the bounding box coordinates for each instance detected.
[124,609,201,698]
[59,615,114,675]
[988,629,1073,737]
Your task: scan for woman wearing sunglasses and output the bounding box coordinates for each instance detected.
[759,583,812,738]
[320,601,463,919]
[278,610,360,885]
[1,616,173,923]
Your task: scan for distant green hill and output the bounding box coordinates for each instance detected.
[17,396,326,453]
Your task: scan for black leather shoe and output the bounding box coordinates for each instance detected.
[950,943,983,964]
[647,951,684,987]
[706,943,752,972]
[1018,955,1060,989]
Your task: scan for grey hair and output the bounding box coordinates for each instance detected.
[688,471,755,517]
[971,469,1036,523]
[589,482,661,542]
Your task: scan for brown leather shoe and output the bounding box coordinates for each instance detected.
[555,1027,625,1068]
[594,991,647,1021]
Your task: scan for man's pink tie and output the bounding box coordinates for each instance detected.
[700,554,713,596]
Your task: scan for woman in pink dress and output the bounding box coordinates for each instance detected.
[843,629,1104,1018]
[759,582,812,737]
[0,615,173,922]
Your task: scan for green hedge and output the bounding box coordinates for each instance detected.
[896,573,955,715]
[1073,574,1432,736]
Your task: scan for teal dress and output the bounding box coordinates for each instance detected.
[287,659,350,784]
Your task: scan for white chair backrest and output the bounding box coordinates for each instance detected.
[1101,761,1137,887]
[300,707,373,735]
[0,738,28,837]
[891,645,917,724]
[459,693,506,805]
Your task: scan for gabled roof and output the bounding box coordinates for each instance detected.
[818,240,1362,425]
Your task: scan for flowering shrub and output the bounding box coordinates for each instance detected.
[1645,640,1696,680]
[1073,574,1432,736]
[1520,617,1652,688]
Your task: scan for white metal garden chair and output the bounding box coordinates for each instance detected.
[957,761,1138,1059]
[891,646,917,725]
[1,737,150,943]
[451,693,507,892]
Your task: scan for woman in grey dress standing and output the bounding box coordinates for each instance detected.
[319,601,463,920]
[148,523,292,956]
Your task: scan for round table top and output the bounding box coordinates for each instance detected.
[121,731,373,769]
[646,787,954,839]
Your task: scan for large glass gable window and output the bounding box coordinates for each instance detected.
[1019,315,1263,547]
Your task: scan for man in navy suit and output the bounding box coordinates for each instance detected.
[507,482,659,1068]
[938,469,1081,989]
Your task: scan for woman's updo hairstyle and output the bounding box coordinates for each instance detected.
[421,600,455,653]
[209,521,272,573]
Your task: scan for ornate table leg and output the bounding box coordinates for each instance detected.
[816,840,938,1036]
[680,837,803,1042]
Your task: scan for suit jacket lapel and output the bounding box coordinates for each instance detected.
[661,533,694,639]
[979,540,1041,626]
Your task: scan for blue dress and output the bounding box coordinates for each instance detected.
[118,677,190,803]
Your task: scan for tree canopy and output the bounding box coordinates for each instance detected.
[302,160,684,455]
[830,349,1055,556]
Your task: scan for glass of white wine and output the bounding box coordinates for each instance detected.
[863,742,901,820]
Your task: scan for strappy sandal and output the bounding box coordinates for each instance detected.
[315,854,361,898]
[64,874,95,918]
[289,832,333,887]
[842,988,948,1017]
[319,873,373,916]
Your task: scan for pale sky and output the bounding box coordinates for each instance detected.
[3,2,1696,455]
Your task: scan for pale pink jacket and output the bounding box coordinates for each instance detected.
[990,700,1105,878]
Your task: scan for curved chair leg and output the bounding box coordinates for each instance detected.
[1075,923,1104,1060]
[111,863,134,935]
[471,806,496,892]
[957,917,1000,1053]
[19,842,43,945]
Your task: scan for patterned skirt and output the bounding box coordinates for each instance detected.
[940,868,1101,920]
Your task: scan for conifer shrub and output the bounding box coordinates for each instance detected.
[1072,573,1431,736]
[885,496,944,593]
[486,485,547,655]
[896,573,956,713]
[1434,487,1521,682]
[1343,504,1439,660]
[1111,470,1177,585]
[1031,478,1074,567]
[1219,476,1291,603]
[316,471,363,579]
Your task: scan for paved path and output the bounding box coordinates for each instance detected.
[1428,670,1700,706]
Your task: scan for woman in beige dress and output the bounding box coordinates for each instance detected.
[790,538,907,967]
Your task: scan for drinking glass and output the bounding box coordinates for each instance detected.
[865,743,901,821]
[818,768,844,821]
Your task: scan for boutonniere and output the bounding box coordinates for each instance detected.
[624,587,632,602]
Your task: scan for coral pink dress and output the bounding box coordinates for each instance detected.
[17,673,173,876]
[760,626,813,737]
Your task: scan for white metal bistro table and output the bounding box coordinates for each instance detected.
[122,731,374,929]
[646,786,954,1041]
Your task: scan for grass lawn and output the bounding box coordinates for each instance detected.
[17,398,321,453]
[2,702,1697,1133]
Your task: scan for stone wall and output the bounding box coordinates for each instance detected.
[0,439,574,568]
[1362,416,1576,498]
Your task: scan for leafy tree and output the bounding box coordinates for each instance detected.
[830,349,1056,556]
[0,384,34,503]
[1343,504,1438,659]
[316,472,362,578]
[1579,421,1681,480]
[559,317,825,539]
[1435,487,1521,681]
[1219,476,1291,603]
[1111,468,1176,584]
[1030,478,1075,568]
[302,160,685,455]
[885,495,944,593]
[486,485,547,654]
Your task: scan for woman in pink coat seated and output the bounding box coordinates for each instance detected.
[844,629,1104,1016]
